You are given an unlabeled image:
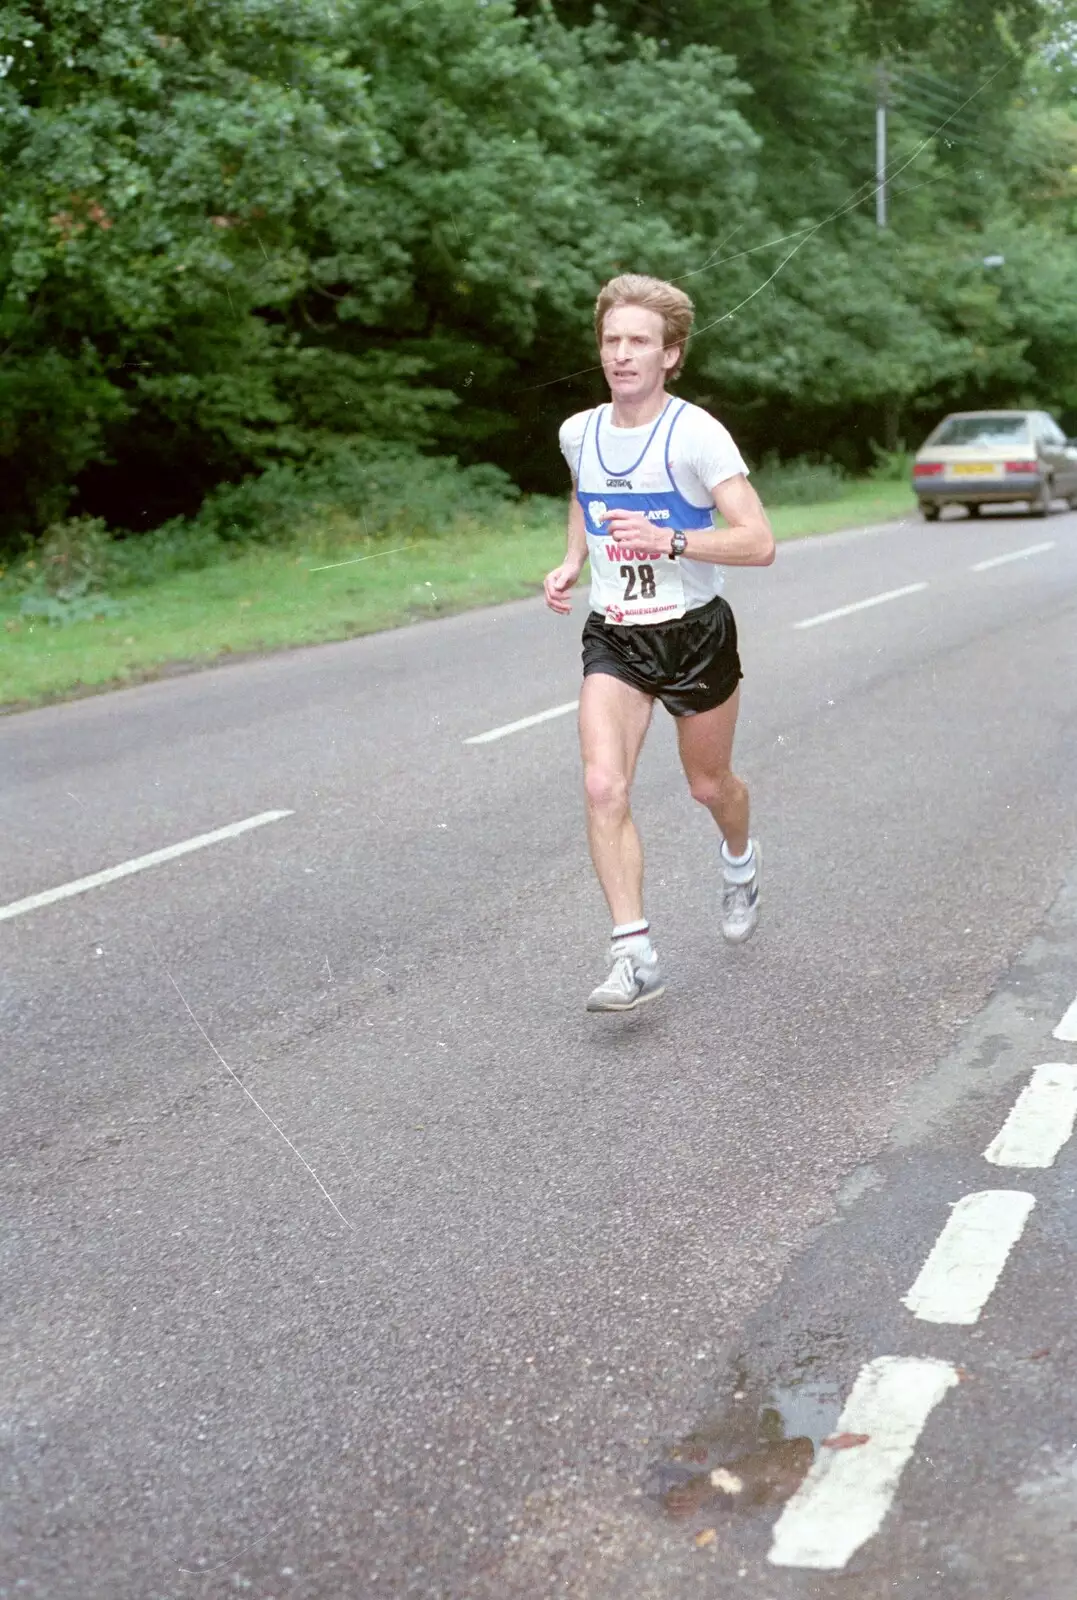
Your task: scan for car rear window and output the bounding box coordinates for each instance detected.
[929,415,1030,446]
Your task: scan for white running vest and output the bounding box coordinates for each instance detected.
[574,400,721,625]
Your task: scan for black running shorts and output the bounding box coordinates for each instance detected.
[581,594,743,717]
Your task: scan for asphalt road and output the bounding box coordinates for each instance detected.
[3,504,1077,1600]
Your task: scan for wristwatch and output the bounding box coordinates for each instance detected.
[669,530,688,558]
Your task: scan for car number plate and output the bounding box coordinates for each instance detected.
[951,462,1000,476]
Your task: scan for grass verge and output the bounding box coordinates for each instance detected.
[0,481,916,711]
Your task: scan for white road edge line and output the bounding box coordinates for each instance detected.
[0,810,294,923]
[768,1356,959,1571]
[793,582,928,631]
[984,1064,1077,1168]
[1053,989,1077,1042]
[901,1189,1035,1325]
[970,540,1055,572]
[465,700,579,745]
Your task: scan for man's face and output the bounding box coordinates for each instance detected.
[599,304,678,405]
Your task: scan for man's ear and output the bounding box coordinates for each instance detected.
[663,344,680,372]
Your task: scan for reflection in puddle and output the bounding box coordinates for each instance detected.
[646,1364,843,1523]
[661,1437,815,1519]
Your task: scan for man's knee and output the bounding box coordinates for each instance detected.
[584,763,631,819]
[689,768,742,811]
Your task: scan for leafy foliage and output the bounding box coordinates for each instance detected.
[15,515,126,624]
[2,0,1076,551]
[750,456,847,505]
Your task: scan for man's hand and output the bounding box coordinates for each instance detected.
[601,509,670,557]
[544,559,583,614]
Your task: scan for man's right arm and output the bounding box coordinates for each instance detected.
[544,480,588,615]
[563,486,588,572]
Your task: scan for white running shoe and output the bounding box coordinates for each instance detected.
[721,841,761,944]
[586,947,665,1012]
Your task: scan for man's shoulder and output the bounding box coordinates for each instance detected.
[671,398,734,440]
[559,407,597,441]
[558,408,597,469]
[668,398,748,486]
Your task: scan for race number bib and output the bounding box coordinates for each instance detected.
[586,502,686,625]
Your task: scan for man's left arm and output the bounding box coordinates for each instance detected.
[602,472,775,566]
[691,473,775,566]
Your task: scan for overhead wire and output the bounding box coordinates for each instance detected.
[682,51,1020,347]
[892,76,1060,173]
[521,48,1027,389]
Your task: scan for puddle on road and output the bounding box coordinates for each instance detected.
[644,1353,844,1524]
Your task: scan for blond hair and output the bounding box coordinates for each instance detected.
[594,274,695,378]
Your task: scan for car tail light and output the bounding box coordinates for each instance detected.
[913,462,944,477]
[1004,460,1037,474]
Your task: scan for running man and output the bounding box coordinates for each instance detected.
[544,273,775,1012]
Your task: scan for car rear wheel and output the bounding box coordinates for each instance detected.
[920,502,940,522]
[1030,480,1052,517]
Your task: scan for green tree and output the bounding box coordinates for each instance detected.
[1,0,764,540]
[2,0,1074,547]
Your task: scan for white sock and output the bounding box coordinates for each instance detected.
[611,919,654,960]
[721,839,755,883]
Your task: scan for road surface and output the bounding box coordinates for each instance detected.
[4,506,1077,1599]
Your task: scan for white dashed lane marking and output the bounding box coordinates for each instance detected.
[792,583,929,631]
[1054,987,1077,1042]
[768,1356,959,1571]
[464,700,579,745]
[901,1190,1035,1325]
[0,810,294,923]
[984,1064,1077,1168]
[970,540,1055,573]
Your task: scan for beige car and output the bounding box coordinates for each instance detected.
[912,409,1077,519]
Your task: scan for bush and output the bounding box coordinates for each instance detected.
[183,443,520,549]
[750,454,847,505]
[38,516,112,594]
[14,517,126,626]
[0,445,528,601]
[867,445,915,482]
[105,523,229,590]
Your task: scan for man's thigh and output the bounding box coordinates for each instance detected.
[674,684,741,785]
[578,671,655,787]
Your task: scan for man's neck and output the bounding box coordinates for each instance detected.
[609,389,670,430]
